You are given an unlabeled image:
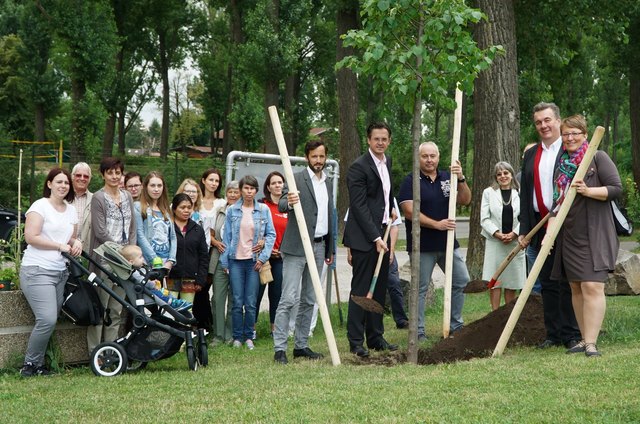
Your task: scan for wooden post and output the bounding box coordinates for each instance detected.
[442,87,463,338]
[492,126,605,357]
[268,106,341,366]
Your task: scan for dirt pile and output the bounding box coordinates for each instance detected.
[417,295,546,365]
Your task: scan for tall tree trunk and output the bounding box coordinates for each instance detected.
[70,77,87,164]
[284,73,299,154]
[117,110,126,156]
[264,78,279,153]
[34,104,46,142]
[602,112,611,155]
[469,0,520,279]
[103,113,116,157]
[222,0,245,159]
[336,0,360,235]
[629,15,640,188]
[159,32,170,160]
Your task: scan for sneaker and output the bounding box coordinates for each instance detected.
[20,362,52,378]
[232,340,242,348]
[173,299,193,312]
[245,339,255,350]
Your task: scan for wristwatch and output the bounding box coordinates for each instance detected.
[458,177,466,183]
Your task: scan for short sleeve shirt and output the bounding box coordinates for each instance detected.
[397,170,460,252]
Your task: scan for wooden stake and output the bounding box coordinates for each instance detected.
[443,87,463,338]
[268,106,341,366]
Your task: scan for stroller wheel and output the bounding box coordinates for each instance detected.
[197,329,209,367]
[186,345,198,371]
[91,342,128,377]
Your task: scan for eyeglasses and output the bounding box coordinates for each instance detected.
[561,132,583,138]
[126,184,142,189]
[183,190,198,194]
[74,174,90,179]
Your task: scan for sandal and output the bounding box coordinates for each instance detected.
[584,343,601,357]
[565,340,586,354]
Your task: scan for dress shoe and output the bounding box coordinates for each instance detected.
[370,340,398,352]
[293,347,324,360]
[350,345,369,358]
[537,339,562,349]
[396,320,409,329]
[274,350,288,364]
[565,340,586,354]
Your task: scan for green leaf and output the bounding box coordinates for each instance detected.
[377,0,390,12]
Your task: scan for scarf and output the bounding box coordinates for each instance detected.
[553,140,588,209]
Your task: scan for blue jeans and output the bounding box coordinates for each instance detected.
[229,259,260,341]
[526,246,542,294]
[418,249,469,335]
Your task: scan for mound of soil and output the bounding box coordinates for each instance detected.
[417,295,546,365]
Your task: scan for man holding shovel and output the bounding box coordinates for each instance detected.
[518,102,581,350]
[398,142,471,340]
[344,122,398,357]
[272,140,335,364]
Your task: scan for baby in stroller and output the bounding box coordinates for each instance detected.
[120,245,192,312]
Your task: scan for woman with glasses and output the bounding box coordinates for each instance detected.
[124,172,143,202]
[87,157,137,353]
[134,171,177,285]
[547,115,622,357]
[480,161,525,310]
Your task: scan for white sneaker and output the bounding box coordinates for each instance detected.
[232,340,242,348]
[245,339,255,350]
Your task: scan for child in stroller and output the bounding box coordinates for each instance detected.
[120,245,192,312]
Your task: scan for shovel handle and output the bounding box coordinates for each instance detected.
[367,222,392,295]
[489,213,551,283]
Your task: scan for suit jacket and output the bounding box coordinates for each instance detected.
[343,152,394,252]
[480,187,521,240]
[77,191,93,250]
[519,142,562,248]
[279,169,335,259]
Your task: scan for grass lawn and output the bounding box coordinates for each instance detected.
[2,291,640,423]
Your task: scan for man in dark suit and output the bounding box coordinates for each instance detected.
[519,102,581,350]
[344,122,397,357]
[272,140,335,364]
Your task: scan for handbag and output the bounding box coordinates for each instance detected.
[611,200,633,236]
[259,260,273,285]
[61,279,104,326]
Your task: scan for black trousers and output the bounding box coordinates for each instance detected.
[537,246,581,344]
[347,247,390,349]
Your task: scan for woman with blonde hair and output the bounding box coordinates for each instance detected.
[176,178,204,227]
[134,171,177,273]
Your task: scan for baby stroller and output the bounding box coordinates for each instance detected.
[62,241,208,377]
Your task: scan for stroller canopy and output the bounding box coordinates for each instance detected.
[93,241,134,280]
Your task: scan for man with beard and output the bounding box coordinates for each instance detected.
[273,140,335,364]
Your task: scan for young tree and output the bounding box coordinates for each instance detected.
[339,0,499,363]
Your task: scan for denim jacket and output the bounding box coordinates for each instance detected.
[220,198,275,269]
[134,202,177,265]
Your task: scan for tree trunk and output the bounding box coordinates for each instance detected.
[70,77,87,164]
[469,0,520,279]
[336,0,360,235]
[103,113,116,157]
[117,110,126,156]
[264,78,279,153]
[284,73,299,154]
[159,32,170,160]
[34,104,46,142]
[629,16,640,188]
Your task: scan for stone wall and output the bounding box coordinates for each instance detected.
[0,290,89,368]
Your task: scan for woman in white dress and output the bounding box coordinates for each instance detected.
[481,161,526,310]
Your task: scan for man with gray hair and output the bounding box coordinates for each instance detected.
[71,162,92,251]
[398,141,471,340]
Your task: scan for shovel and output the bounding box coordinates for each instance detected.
[351,222,392,314]
[464,213,552,293]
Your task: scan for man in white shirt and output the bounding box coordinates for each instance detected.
[518,102,581,350]
[272,140,335,364]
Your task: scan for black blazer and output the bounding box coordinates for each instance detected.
[519,142,563,248]
[343,152,394,252]
[169,219,209,287]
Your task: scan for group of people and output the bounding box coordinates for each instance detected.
[18,103,621,376]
